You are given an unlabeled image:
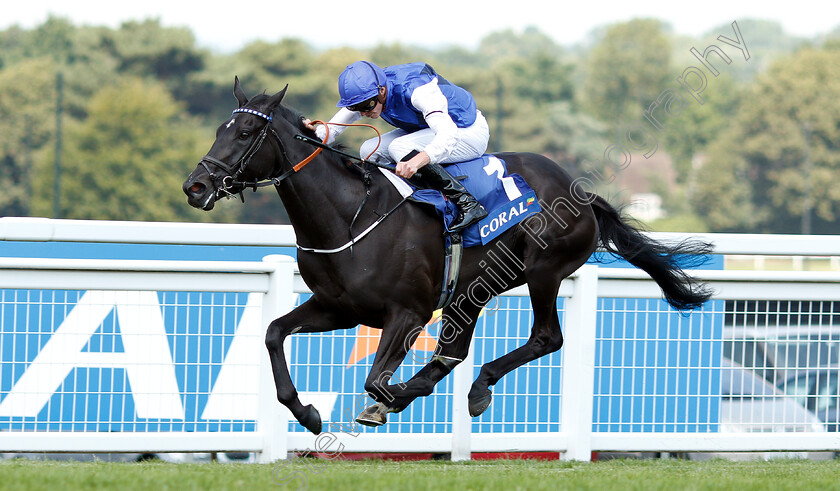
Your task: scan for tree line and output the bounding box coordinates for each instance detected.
[1,16,838,233]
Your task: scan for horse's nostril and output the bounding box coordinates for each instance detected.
[185,181,206,197]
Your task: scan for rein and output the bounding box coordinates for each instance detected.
[201,108,407,254]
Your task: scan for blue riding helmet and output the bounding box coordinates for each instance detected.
[337,61,386,107]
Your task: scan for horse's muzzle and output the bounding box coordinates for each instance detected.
[183,176,216,211]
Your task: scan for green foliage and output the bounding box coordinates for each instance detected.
[698,47,840,233]
[22,16,76,63]
[107,19,205,78]
[478,26,565,60]
[370,43,434,67]
[648,213,710,233]
[486,55,575,153]
[497,50,574,105]
[436,30,578,156]
[584,19,673,128]
[0,59,56,216]
[661,75,743,182]
[1,17,836,233]
[700,19,807,82]
[541,101,608,176]
[30,78,223,222]
[105,19,208,108]
[691,133,759,232]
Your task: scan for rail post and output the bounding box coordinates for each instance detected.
[451,335,476,461]
[560,265,599,461]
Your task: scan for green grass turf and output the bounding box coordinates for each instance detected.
[2,458,840,491]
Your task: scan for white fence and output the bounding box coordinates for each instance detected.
[0,254,295,462]
[1,218,840,461]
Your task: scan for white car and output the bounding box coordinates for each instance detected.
[720,359,826,434]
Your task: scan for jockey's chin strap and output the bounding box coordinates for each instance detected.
[198,109,325,201]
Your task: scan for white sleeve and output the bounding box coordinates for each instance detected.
[410,78,458,164]
[315,107,362,144]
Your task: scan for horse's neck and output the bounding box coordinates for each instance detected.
[277,155,368,248]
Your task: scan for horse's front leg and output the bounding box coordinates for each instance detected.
[265,297,357,434]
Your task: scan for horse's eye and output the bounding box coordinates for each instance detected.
[238,131,250,140]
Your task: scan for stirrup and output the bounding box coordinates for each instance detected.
[436,236,462,309]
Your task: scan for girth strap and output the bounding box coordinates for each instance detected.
[296,196,409,254]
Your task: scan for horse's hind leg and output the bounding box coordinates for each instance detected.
[355,309,431,427]
[382,300,485,414]
[468,260,581,417]
[265,297,357,435]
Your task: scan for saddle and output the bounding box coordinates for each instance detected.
[380,155,542,247]
[378,155,542,309]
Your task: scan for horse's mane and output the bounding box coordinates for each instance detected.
[246,95,351,168]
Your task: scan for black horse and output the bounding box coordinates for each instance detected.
[183,79,712,435]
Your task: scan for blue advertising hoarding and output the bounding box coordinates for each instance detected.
[0,240,722,435]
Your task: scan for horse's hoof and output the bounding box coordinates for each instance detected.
[468,388,492,417]
[355,402,388,427]
[299,404,322,435]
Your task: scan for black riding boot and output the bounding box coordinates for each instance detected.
[403,152,488,233]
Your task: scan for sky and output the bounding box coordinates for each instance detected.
[3,1,837,52]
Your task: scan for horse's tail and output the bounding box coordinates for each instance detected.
[588,193,714,311]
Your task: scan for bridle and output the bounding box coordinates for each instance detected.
[196,105,408,257]
[197,107,323,201]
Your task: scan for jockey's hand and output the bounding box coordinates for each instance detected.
[302,118,317,132]
[396,151,431,179]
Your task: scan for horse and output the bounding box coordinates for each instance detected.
[183,78,713,435]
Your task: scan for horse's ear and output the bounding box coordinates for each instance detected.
[266,84,289,110]
[233,76,248,108]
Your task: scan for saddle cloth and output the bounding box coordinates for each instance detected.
[379,155,542,247]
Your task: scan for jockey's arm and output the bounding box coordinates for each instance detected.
[307,108,361,144]
[410,78,459,164]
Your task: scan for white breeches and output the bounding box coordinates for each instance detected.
[359,111,490,164]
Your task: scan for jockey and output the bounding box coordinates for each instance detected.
[304,60,490,233]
